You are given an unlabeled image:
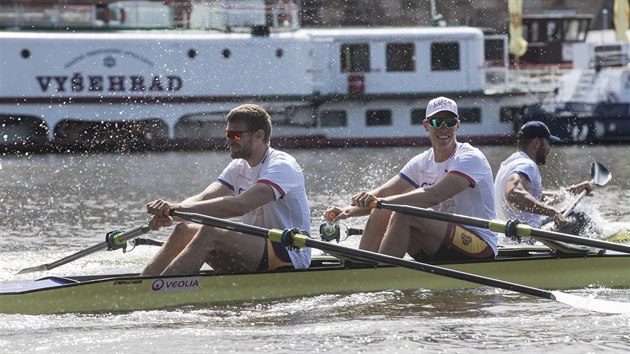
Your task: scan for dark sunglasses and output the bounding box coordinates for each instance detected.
[225,129,255,141]
[427,117,458,128]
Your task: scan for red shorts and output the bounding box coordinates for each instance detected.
[411,223,495,262]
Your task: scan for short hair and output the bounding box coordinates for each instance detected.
[516,136,535,150]
[226,104,272,143]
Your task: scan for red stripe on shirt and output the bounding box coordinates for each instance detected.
[448,170,476,188]
[258,179,286,198]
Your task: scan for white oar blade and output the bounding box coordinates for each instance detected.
[17,264,48,275]
[551,291,630,314]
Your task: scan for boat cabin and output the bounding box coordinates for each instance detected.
[517,13,593,65]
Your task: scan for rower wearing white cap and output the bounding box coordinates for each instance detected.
[325,96,498,262]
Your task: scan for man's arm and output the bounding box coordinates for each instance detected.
[505,173,563,220]
[376,172,469,208]
[327,175,413,221]
[147,182,275,229]
[174,182,276,219]
[184,181,232,203]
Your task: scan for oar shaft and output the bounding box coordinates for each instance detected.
[377,202,490,229]
[48,225,151,270]
[529,228,630,253]
[304,238,554,300]
[562,189,588,218]
[28,225,150,273]
[377,202,630,254]
[170,210,268,237]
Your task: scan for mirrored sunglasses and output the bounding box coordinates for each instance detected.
[225,130,254,141]
[427,117,458,128]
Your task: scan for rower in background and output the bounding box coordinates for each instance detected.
[494,121,594,241]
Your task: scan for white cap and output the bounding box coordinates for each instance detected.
[425,96,458,118]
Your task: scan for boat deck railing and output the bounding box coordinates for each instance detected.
[484,65,568,93]
[0,4,98,29]
[0,2,300,31]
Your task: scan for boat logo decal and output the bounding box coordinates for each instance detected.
[64,49,154,69]
[35,73,183,94]
[34,49,183,94]
[151,277,200,292]
[113,279,143,285]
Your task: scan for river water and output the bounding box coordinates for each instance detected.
[1,145,629,353]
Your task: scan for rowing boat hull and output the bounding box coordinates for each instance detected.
[1,253,628,315]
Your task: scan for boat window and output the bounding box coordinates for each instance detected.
[578,19,589,41]
[340,43,370,73]
[430,42,460,71]
[366,110,392,126]
[547,21,560,42]
[500,106,522,122]
[386,43,415,72]
[320,110,347,127]
[458,108,481,123]
[484,37,505,65]
[410,109,425,125]
[528,21,540,42]
[563,19,580,41]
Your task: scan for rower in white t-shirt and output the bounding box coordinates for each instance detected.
[142,104,311,276]
[325,96,498,262]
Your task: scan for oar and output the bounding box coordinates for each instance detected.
[371,201,630,254]
[17,225,150,274]
[542,161,612,224]
[169,209,630,314]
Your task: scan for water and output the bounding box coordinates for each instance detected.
[1,145,629,353]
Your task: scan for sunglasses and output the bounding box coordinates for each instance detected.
[427,117,458,128]
[225,129,255,141]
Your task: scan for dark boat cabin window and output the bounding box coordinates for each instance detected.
[320,110,348,127]
[341,43,370,72]
[410,109,425,125]
[547,21,561,42]
[431,42,460,71]
[524,21,540,42]
[500,106,522,122]
[458,108,481,123]
[386,43,415,72]
[484,37,504,64]
[565,19,588,41]
[366,110,392,126]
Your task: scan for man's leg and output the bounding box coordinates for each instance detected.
[378,211,448,257]
[161,226,266,275]
[141,222,200,276]
[358,208,392,252]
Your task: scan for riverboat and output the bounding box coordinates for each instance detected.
[1,245,629,315]
[0,1,558,152]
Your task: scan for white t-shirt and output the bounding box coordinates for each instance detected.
[217,147,311,268]
[399,142,498,255]
[494,151,543,228]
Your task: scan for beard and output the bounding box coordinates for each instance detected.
[535,145,547,165]
[230,144,252,160]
